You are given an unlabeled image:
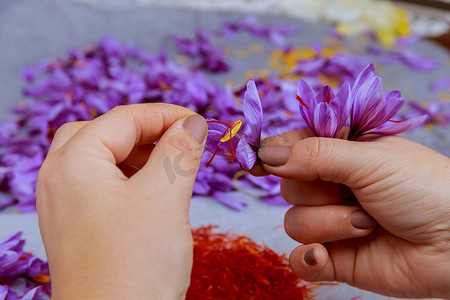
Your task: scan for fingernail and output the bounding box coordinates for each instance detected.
[258,146,290,166]
[183,115,207,144]
[351,210,375,229]
[304,248,316,265]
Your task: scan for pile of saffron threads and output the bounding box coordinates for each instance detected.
[187,225,315,299]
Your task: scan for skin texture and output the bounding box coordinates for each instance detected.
[36,104,207,300]
[252,129,450,299]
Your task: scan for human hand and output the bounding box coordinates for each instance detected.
[36,104,207,300]
[254,130,450,299]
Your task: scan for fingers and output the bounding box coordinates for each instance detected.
[248,130,315,177]
[130,114,207,211]
[289,244,335,282]
[48,121,89,154]
[281,179,357,206]
[258,136,388,189]
[57,103,194,169]
[285,205,375,244]
[286,206,375,244]
[121,144,156,168]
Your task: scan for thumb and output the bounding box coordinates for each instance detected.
[130,114,207,210]
[257,136,390,189]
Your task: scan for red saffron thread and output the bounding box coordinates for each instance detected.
[205,120,241,168]
[296,95,310,110]
[187,225,317,300]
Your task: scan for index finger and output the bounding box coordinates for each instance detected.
[59,103,195,165]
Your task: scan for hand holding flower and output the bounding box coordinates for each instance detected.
[257,131,450,299]
[36,104,207,299]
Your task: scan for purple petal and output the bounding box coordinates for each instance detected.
[374,97,406,127]
[205,130,233,158]
[316,85,335,103]
[0,285,7,298]
[334,81,352,124]
[235,137,256,170]
[313,102,338,138]
[21,287,42,300]
[399,50,438,71]
[243,79,263,146]
[212,191,247,211]
[352,76,385,130]
[352,64,376,92]
[368,115,428,136]
[291,58,326,75]
[297,79,316,108]
[384,90,401,101]
[430,78,450,92]
[296,79,316,132]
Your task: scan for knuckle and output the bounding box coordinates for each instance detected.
[299,137,334,167]
[110,105,127,113]
[54,122,76,137]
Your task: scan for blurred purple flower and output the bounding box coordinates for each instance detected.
[0,232,50,299]
[220,16,298,49]
[0,36,235,211]
[403,100,450,127]
[368,44,438,72]
[430,78,450,92]
[296,79,352,138]
[291,50,369,87]
[349,64,428,140]
[173,28,229,73]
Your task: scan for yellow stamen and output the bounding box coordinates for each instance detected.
[220,119,243,142]
[32,274,51,283]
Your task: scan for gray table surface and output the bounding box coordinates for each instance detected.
[0,0,448,299]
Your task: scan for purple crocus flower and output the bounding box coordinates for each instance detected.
[430,78,450,92]
[173,28,229,73]
[205,79,263,170]
[0,232,50,299]
[291,48,369,88]
[220,16,298,49]
[348,64,428,140]
[296,79,352,138]
[403,100,450,127]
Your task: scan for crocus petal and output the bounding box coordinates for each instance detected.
[374,97,405,127]
[352,76,385,131]
[384,90,401,101]
[243,79,263,146]
[236,137,256,170]
[21,287,42,300]
[313,102,338,137]
[399,50,438,71]
[297,79,316,109]
[212,191,247,211]
[333,81,352,126]
[430,78,450,92]
[296,79,316,132]
[316,85,335,104]
[291,58,326,75]
[368,115,428,136]
[0,285,7,299]
[205,130,225,154]
[352,63,376,92]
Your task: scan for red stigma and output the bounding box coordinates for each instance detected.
[296,95,309,110]
[326,92,331,104]
[388,119,403,123]
[205,120,240,168]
